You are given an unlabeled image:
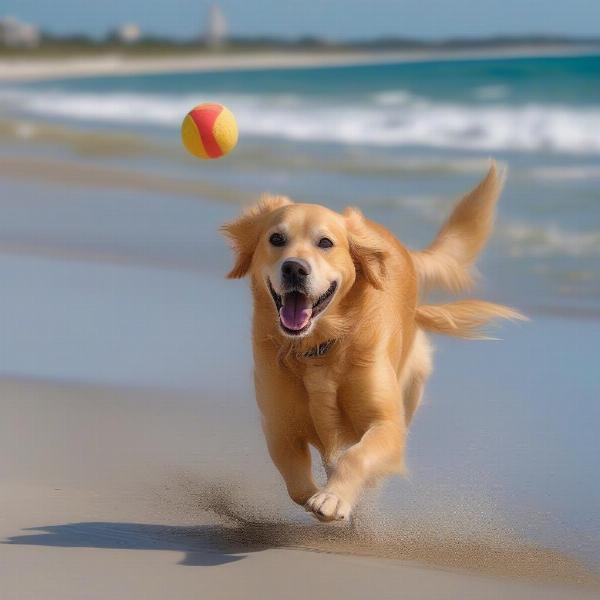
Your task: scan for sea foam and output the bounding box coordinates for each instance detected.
[3,88,600,154]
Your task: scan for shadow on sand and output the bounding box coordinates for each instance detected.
[2,478,363,567]
[3,480,598,587]
[4,515,599,588]
[4,520,289,566]
[3,515,361,568]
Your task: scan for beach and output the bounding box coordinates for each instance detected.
[1,45,599,82]
[1,373,598,600]
[0,52,599,598]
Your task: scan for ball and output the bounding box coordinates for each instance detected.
[181,103,238,160]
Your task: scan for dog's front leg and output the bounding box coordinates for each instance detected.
[304,369,342,473]
[255,365,320,506]
[305,363,406,522]
[263,422,319,506]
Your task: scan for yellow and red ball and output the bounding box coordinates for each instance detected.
[181,103,238,160]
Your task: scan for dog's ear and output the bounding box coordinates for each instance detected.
[221,195,292,279]
[344,207,389,290]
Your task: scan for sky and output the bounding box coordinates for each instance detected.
[2,0,599,40]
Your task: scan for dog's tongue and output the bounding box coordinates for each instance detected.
[280,292,312,331]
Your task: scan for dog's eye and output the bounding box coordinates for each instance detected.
[269,232,286,247]
[317,237,334,249]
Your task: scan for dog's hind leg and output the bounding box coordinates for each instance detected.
[401,329,433,426]
[403,375,426,428]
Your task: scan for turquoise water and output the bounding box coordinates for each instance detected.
[18,54,600,101]
[3,54,600,152]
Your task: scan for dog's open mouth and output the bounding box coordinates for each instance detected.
[268,280,338,335]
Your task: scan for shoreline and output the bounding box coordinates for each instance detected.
[0,152,599,324]
[1,44,599,82]
[1,375,598,599]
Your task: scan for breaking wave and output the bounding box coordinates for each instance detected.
[3,87,600,154]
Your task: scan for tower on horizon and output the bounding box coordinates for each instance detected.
[205,3,227,48]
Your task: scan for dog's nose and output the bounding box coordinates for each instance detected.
[281,258,311,282]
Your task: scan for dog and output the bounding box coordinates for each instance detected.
[221,162,524,522]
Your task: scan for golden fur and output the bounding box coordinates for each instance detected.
[221,162,525,522]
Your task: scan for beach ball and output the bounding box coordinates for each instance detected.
[181,103,238,159]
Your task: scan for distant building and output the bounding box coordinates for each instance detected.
[205,4,227,48]
[115,23,141,44]
[0,16,40,48]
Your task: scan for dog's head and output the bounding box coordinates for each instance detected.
[221,196,387,338]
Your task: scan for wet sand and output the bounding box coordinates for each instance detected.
[1,377,598,600]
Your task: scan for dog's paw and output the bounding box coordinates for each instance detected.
[305,491,351,522]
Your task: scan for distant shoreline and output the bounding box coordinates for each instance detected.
[1,44,599,82]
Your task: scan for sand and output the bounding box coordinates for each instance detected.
[1,377,598,600]
[1,45,600,82]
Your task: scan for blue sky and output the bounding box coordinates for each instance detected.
[2,0,598,40]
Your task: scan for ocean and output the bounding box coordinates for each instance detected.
[2,53,599,314]
[0,53,598,573]
[4,54,600,151]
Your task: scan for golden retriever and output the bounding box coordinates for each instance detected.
[221,162,524,522]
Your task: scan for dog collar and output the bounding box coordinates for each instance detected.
[303,339,336,359]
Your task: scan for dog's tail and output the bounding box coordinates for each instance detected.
[415,300,526,340]
[411,162,505,294]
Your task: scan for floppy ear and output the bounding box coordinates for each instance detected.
[221,195,292,279]
[344,207,389,290]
